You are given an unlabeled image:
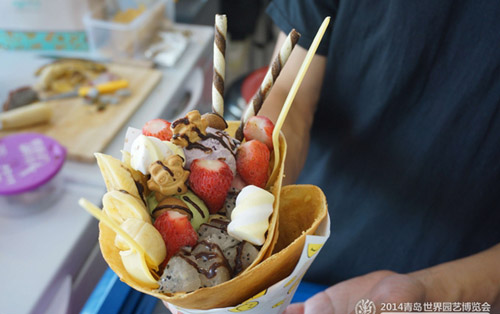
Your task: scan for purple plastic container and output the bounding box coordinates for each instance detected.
[0,133,66,216]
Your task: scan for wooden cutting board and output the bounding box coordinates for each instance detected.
[0,64,162,163]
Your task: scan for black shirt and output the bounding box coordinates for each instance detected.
[267,0,500,285]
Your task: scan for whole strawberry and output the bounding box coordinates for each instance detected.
[142,119,172,141]
[236,140,270,188]
[154,211,198,262]
[243,116,274,150]
[189,159,233,214]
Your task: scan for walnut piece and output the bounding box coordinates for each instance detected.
[202,112,227,130]
[147,155,190,196]
[171,110,208,147]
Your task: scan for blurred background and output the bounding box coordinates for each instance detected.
[0,1,287,314]
[0,0,277,120]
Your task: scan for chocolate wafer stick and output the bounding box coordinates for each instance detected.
[212,14,227,118]
[235,29,301,141]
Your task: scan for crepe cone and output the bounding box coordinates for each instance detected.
[95,121,285,307]
[99,184,327,310]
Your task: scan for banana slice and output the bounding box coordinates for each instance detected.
[95,153,140,199]
[79,199,163,288]
[103,190,151,225]
[115,217,166,268]
[120,249,159,288]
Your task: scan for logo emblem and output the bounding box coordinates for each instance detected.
[355,299,376,314]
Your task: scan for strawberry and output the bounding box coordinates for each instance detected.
[243,116,274,150]
[142,119,172,141]
[189,159,233,214]
[154,211,198,262]
[236,140,270,188]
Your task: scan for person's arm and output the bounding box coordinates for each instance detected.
[259,31,327,184]
[284,243,500,314]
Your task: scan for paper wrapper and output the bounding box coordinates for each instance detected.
[98,121,289,309]
[166,184,330,313]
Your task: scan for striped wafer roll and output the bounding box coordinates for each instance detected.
[236,29,300,141]
[212,14,227,117]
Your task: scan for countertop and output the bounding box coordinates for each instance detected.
[0,23,213,314]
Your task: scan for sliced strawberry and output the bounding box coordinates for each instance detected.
[189,159,233,214]
[236,140,270,188]
[243,116,274,150]
[154,211,198,262]
[142,119,172,141]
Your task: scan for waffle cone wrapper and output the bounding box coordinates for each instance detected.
[98,121,288,309]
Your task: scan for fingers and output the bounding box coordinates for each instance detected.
[283,303,305,314]
[284,291,336,314]
[304,291,337,314]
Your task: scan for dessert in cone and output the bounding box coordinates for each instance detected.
[99,184,327,310]
[95,121,286,309]
[83,14,331,311]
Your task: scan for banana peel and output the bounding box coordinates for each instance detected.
[34,59,107,93]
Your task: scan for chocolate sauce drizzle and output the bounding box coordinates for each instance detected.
[185,129,239,157]
[187,141,212,153]
[182,195,206,218]
[208,218,230,228]
[133,180,147,206]
[178,240,232,279]
[155,160,174,177]
[172,117,190,128]
[233,241,246,275]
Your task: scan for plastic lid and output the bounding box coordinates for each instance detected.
[0,133,66,195]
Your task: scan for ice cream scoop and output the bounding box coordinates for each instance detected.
[158,240,232,293]
[198,220,259,275]
[183,127,240,175]
[130,135,184,175]
[227,185,274,246]
[174,190,210,230]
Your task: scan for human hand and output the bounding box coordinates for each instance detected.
[284,270,426,314]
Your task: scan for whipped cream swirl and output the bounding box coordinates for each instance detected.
[130,135,184,175]
[227,185,274,246]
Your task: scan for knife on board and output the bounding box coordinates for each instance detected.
[40,80,129,101]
